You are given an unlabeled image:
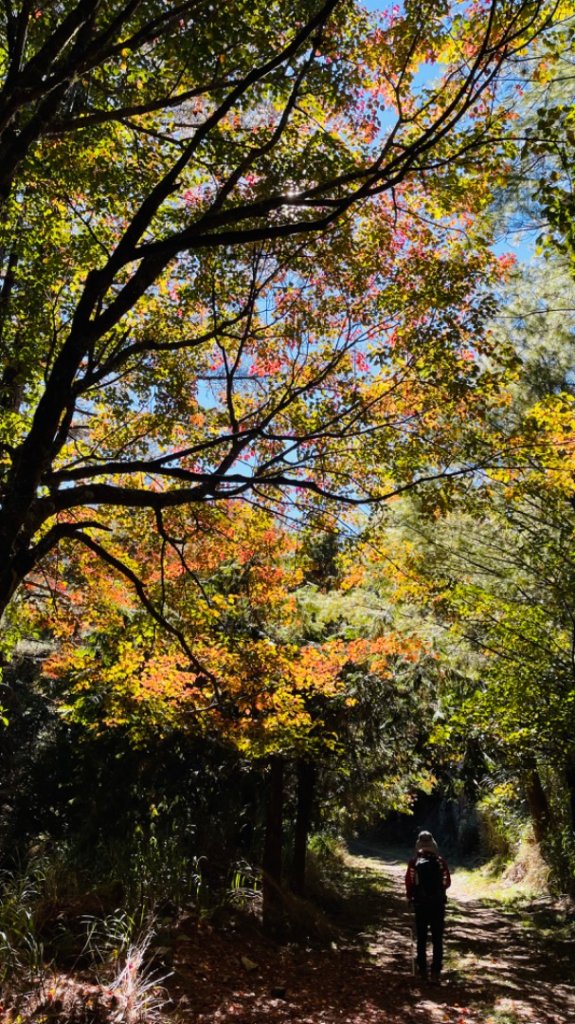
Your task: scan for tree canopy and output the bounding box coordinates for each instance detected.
[0,0,561,628]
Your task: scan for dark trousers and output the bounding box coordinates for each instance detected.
[414,899,445,975]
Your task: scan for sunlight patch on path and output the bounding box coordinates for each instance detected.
[346,842,575,1024]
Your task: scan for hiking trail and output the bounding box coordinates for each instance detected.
[168,843,575,1023]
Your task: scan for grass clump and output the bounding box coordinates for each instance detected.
[0,847,178,1023]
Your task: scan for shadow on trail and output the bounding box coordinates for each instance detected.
[347,841,575,1024]
[445,897,574,1023]
[171,842,574,1023]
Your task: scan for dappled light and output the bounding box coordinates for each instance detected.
[1,1,575,1021]
[155,847,575,1023]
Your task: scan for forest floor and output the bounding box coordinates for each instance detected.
[167,843,575,1024]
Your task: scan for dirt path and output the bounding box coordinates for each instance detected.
[169,844,575,1024]
[346,842,575,1024]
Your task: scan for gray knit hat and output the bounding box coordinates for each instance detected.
[415,830,439,855]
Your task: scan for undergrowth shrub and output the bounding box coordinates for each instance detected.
[0,856,51,987]
[0,858,172,1023]
[226,859,260,906]
[537,767,575,896]
[304,833,349,907]
[504,826,550,891]
[476,784,525,863]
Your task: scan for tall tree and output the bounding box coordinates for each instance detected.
[0,0,558,625]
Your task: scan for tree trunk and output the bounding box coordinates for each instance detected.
[524,768,552,847]
[262,755,284,935]
[291,759,315,896]
[565,759,575,837]
[564,759,575,896]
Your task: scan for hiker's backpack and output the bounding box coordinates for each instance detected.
[414,853,444,902]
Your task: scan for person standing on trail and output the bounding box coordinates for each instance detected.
[405,830,451,982]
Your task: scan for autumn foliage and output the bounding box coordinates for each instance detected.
[34,504,421,763]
